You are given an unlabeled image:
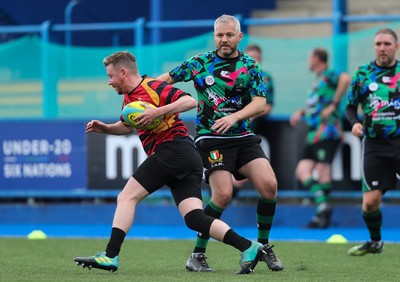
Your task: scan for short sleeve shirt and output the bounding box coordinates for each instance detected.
[120,76,191,155]
[304,68,344,144]
[347,60,400,139]
[169,50,268,140]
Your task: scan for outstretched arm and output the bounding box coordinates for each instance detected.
[86,120,134,135]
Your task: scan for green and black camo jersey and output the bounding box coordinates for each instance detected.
[169,50,268,141]
[347,60,400,139]
[304,68,344,144]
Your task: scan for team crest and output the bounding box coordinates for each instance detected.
[208,150,223,167]
[368,82,378,92]
[317,149,326,161]
[205,75,215,86]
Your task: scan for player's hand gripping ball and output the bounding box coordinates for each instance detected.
[122,101,162,130]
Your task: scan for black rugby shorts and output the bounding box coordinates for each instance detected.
[362,137,400,193]
[133,139,203,205]
[195,135,267,182]
[301,139,340,163]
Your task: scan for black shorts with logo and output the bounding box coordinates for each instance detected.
[362,137,400,193]
[300,139,340,164]
[195,135,267,182]
[133,138,203,205]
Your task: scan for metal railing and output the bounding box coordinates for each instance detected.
[0,0,400,117]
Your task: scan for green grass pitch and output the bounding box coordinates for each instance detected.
[0,238,399,281]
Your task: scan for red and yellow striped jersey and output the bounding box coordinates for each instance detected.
[120,76,192,155]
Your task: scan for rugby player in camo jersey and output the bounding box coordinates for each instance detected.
[290,48,351,229]
[158,14,283,272]
[346,28,400,256]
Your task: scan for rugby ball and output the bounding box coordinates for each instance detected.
[122,101,162,130]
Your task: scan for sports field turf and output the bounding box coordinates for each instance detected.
[0,238,399,281]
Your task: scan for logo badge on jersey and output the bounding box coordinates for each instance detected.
[205,75,215,86]
[369,94,383,109]
[382,76,391,83]
[317,149,327,162]
[220,71,230,78]
[208,150,223,167]
[368,82,379,92]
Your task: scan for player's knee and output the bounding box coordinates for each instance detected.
[213,192,231,207]
[184,209,214,236]
[266,177,278,191]
[116,191,128,204]
[295,166,304,179]
[259,189,277,200]
[255,177,277,198]
[295,161,313,181]
[362,191,382,212]
[363,200,380,213]
[116,189,141,205]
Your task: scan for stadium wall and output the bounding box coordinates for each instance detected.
[0,119,367,192]
[1,119,399,231]
[1,203,400,228]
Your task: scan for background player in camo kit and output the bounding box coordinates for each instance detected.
[346,28,400,256]
[290,47,351,228]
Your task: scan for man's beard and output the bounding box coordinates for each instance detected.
[114,87,124,95]
[219,46,237,57]
[377,54,394,67]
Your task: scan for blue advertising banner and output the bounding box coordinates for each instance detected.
[0,121,86,190]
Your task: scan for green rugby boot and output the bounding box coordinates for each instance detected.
[74,251,119,272]
[347,241,384,256]
[236,241,264,274]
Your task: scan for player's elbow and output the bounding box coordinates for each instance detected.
[258,103,268,115]
[188,97,198,109]
[340,73,352,86]
[178,95,197,111]
[158,73,174,84]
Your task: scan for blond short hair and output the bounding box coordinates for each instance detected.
[214,14,241,33]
